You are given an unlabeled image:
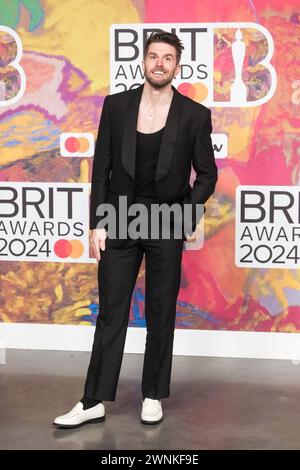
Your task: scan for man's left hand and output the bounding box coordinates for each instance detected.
[184,223,201,243]
[185,231,197,242]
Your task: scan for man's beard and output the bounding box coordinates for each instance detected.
[144,70,174,89]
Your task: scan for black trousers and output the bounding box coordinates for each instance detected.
[83,197,185,401]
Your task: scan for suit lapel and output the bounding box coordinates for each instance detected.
[120,84,143,181]
[121,83,184,183]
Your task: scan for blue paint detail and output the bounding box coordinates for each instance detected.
[31,135,50,142]
[6,140,21,146]
[87,290,221,328]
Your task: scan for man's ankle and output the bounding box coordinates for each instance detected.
[80,396,102,410]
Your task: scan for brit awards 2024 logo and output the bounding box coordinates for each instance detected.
[0,182,93,263]
[110,23,277,107]
[236,186,300,269]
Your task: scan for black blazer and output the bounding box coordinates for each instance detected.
[90,83,218,234]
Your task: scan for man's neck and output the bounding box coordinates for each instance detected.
[142,81,173,106]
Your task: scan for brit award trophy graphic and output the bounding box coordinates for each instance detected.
[230,28,247,104]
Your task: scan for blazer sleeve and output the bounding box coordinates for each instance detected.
[89,95,112,229]
[184,108,218,234]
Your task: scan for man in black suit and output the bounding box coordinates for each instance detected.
[54,31,218,428]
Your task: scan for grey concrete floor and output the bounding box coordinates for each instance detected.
[1,349,300,450]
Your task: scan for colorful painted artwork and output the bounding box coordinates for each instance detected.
[0,0,299,332]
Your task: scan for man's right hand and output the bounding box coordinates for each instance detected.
[90,228,107,262]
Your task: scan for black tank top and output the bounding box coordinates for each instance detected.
[133,127,165,199]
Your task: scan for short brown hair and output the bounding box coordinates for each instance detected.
[144,31,184,65]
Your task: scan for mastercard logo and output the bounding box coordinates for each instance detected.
[177,82,208,102]
[60,133,94,157]
[54,239,84,258]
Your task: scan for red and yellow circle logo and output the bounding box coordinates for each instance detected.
[53,239,84,258]
[64,136,90,154]
[177,82,208,102]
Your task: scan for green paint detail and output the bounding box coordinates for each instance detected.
[0,0,44,31]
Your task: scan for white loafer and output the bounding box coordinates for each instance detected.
[141,398,163,425]
[53,401,105,428]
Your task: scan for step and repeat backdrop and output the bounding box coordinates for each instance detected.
[0,0,299,351]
